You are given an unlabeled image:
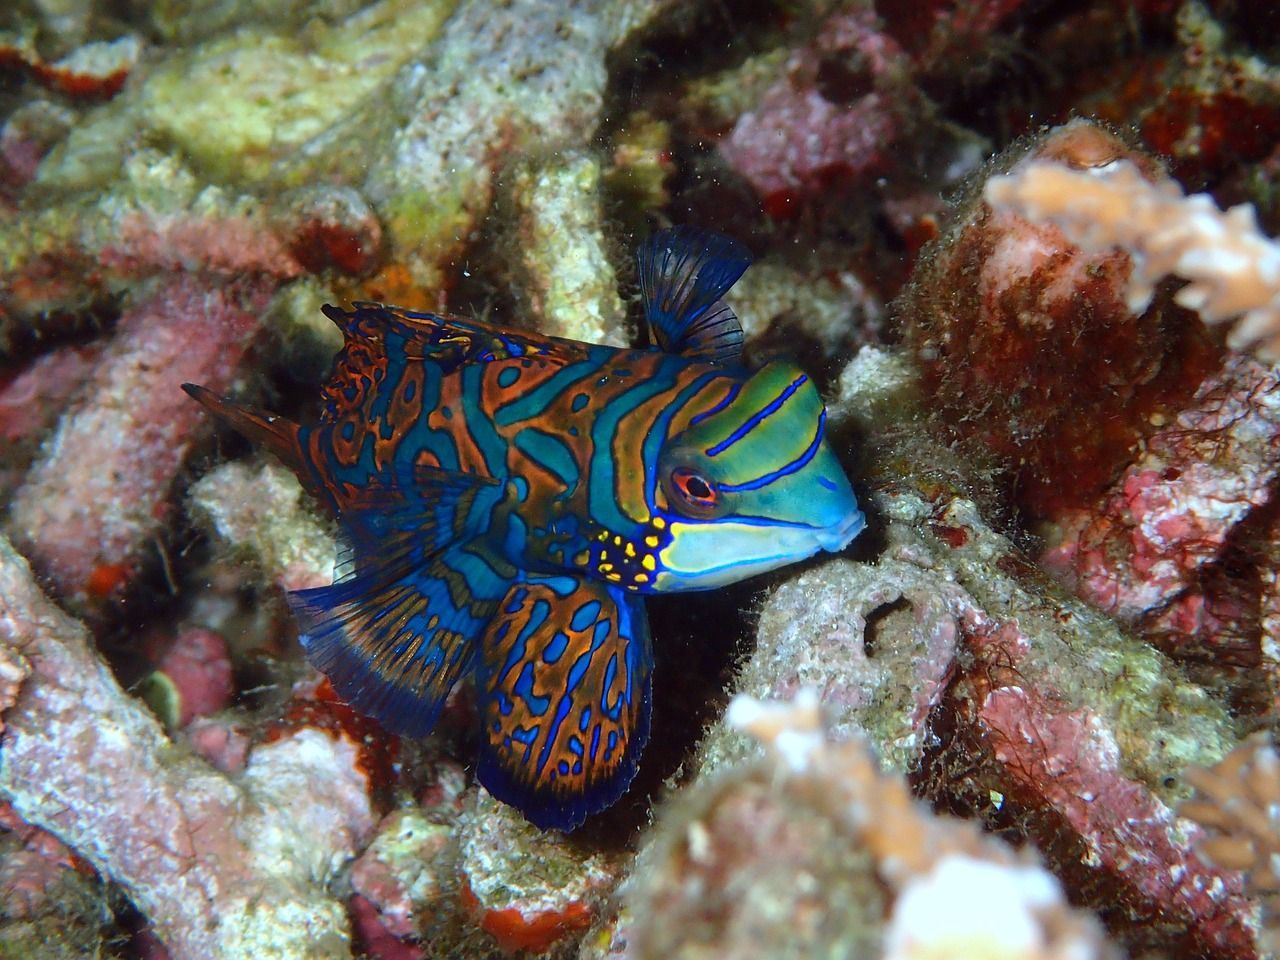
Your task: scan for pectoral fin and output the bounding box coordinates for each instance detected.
[290,541,509,738]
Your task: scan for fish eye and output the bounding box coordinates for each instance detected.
[665,466,721,518]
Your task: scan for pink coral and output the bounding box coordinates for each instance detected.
[145,628,235,728]
[720,10,908,207]
[7,275,273,607]
[1039,358,1280,627]
[350,895,425,960]
[980,688,1251,953]
[183,717,251,774]
[349,809,453,939]
[0,342,103,447]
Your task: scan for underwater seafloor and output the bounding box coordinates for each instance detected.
[1,0,1280,957]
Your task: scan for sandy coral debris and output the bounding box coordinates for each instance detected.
[986,157,1280,361]
[187,458,339,593]
[0,534,374,959]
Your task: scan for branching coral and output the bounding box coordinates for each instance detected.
[1183,734,1280,953]
[985,157,1280,361]
[0,534,375,959]
[7,276,274,609]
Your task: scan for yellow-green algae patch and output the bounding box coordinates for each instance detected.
[136,0,456,184]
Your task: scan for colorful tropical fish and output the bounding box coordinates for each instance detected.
[184,226,864,830]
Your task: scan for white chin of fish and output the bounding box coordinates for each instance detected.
[658,511,866,591]
[814,508,866,552]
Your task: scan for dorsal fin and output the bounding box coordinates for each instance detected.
[181,383,307,480]
[636,226,751,363]
[318,302,586,420]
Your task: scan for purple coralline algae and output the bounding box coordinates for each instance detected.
[1,0,1280,958]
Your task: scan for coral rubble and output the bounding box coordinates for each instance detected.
[594,691,1116,960]
[1,0,1280,957]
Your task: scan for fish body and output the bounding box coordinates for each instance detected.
[185,227,863,830]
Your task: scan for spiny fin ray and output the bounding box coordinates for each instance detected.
[637,226,751,363]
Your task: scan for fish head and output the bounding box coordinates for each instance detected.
[652,360,864,590]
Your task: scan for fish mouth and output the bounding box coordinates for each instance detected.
[813,508,866,553]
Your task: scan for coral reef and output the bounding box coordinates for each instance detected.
[1,0,1280,957]
[7,276,272,610]
[0,535,373,958]
[986,156,1280,361]
[684,355,1251,956]
[900,120,1221,522]
[458,792,623,955]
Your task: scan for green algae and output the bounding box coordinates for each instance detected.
[137,0,456,185]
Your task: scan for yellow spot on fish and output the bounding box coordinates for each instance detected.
[613,534,624,545]
[644,535,660,548]
[600,562,614,573]
[641,554,655,571]
[653,517,666,530]
[634,573,649,583]
[573,550,589,566]
[625,542,636,558]
[605,572,622,582]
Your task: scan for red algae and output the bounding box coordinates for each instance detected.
[264,679,400,798]
[460,880,592,954]
[901,120,1223,522]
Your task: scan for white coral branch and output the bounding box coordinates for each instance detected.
[0,535,367,959]
[984,159,1280,361]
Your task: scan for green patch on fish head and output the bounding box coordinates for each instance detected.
[653,360,864,590]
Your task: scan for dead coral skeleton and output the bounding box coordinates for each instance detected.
[985,158,1280,361]
[0,534,374,960]
[608,690,1118,960]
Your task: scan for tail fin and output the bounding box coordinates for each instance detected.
[182,383,306,477]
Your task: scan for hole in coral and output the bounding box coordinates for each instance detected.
[815,55,874,105]
[862,595,913,659]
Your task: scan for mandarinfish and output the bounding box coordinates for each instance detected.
[184,226,864,830]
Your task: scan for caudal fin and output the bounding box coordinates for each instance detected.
[182,383,306,477]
